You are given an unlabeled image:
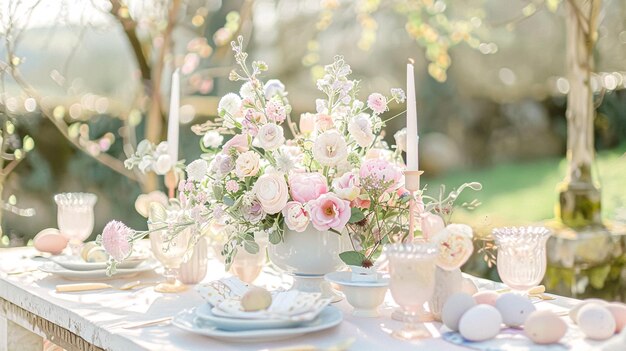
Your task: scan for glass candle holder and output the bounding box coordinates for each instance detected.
[384,242,438,340]
[492,226,551,294]
[54,192,97,255]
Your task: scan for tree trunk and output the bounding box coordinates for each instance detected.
[556,0,603,229]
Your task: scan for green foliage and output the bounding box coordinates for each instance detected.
[339,250,367,266]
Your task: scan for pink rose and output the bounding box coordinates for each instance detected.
[282,201,309,232]
[315,113,334,132]
[253,172,289,214]
[223,134,249,153]
[359,158,402,191]
[421,212,445,241]
[101,220,134,262]
[299,113,315,134]
[307,193,351,231]
[288,172,328,203]
[332,171,361,201]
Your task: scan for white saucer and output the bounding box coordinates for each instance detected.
[195,303,308,331]
[39,260,158,280]
[49,255,147,271]
[173,306,342,342]
[324,271,389,287]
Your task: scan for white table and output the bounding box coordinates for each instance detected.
[0,246,622,351]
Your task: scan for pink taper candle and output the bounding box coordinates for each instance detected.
[406,60,419,170]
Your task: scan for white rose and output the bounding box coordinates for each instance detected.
[312,130,348,167]
[394,128,407,152]
[433,224,474,271]
[348,113,375,147]
[254,123,285,151]
[240,82,256,100]
[155,141,169,154]
[235,151,261,178]
[282,201,309,232]
[253,172,289,214]
[202,131,224,149]
[263,79,285,99]
[186,159,208,182]
[153,154,172,175]
[218,93,242,118]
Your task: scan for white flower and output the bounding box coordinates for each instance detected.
[394,128,407,152]
[263,79,286,99]
[275,151,296,173]
[282,202,309,232]
[218,93,242,118]
[312,130,348,167]
[235,151,261,178]
[138,159,152,173]
[348,113,375,148]
[239,82,256,100]
[186,159,208,182]
[202,131,224,149]
[136,140,152,155]
[153,154,172,175]
[254,123,285,151]
[155,141,169,154]
[253,172,289,214]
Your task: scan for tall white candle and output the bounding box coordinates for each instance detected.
[406,61,419,170]
[167,68,180,165]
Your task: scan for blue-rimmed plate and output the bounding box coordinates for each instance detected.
[195,303,310,331]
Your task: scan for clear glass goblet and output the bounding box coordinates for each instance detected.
[384,242,439,340]
[149,220,191,293]
[54,192,97,255]
[492,226,551,294]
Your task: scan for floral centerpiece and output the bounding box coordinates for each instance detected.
[98,36,480,277]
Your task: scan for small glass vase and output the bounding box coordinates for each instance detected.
[493,226,551,294]
[149,222,191,293]
[178,236,209,284]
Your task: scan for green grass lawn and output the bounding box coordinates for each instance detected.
[424,145,626,235]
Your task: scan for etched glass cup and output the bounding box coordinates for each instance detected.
[54,192,97,255]
[492,226,551,294]
[384,242,438,340]
[149,209,191,293]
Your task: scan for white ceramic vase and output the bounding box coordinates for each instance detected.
[429,266,463,321]
[268,226,349,292]
[178,236,209,284]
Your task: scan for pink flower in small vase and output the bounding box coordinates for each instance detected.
[288,172,329,203]
[307,193,351,231]
[222,134,249,154]
[367,93,388,115]
[283,201,309,232]
[101,220,134,262]
[421,212,445,241]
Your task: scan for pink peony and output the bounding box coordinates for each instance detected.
[420,212,445,240]
[282,201,309,232]
[289,172,329,203]
[222,134,249,154]
[332,171,361,201]
[307,193,351,231]
[367,93,388,115]
[101,220,134,261]
[359,158,402,191]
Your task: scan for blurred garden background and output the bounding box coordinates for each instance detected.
[0,0,625,290]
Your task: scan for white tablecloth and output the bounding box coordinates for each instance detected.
[0,246,622,351]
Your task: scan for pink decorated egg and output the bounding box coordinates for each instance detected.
[473,290,499,306]
[606,303,626,333]
[33,228,68,255]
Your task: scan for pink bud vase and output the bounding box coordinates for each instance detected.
[178,236,209,284]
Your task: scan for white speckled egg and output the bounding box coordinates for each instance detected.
[442,292,476,331]
[459,305,502,341]
[524,310,567,344]
[606,303,626,333]
[495,293,536,328]
[578,304,616,340]
[473,291,499,306]
[569,298,608,324]
[33,228,68,255]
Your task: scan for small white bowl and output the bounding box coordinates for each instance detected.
[325,271,389,317]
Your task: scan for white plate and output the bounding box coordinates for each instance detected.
[325,271,389,287]
[195,303,307,331]
[49,255,147,271]
[173,306,342,342]
[39,260,158,280]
